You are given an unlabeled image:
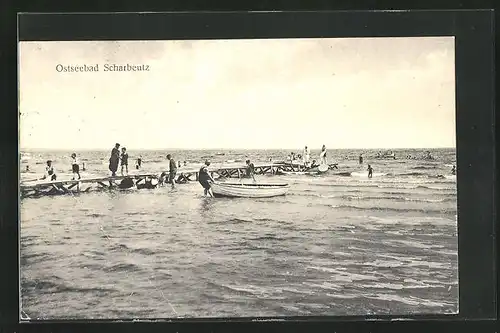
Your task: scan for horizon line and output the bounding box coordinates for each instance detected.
[20,147,457,151]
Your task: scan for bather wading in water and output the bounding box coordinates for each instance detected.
[166,154,177,189]
[198,160,215,197]
[367,164,374,178]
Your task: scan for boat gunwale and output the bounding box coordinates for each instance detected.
[214,182,289,188]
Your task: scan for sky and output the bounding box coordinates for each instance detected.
[19,37,456,150]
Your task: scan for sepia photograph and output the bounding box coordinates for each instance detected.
[19,37,458,320]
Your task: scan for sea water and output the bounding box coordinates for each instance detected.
[20,148,457,319]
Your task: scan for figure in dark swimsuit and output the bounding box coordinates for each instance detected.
[109,143,120,176]
[198,160,215,197]
[167,154,177,189]
[245,159,256,182]
[120,147,129,176]
[367,164,373,179]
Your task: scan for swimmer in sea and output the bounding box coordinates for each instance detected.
[359,154,363,164]
[367,164,373,179]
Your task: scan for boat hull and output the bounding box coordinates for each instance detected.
[211,182,289,198]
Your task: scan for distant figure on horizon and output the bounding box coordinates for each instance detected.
[71,153,81,180]
[136,156,142,170]
[167,154,177,189]
[320,145,327,165]
[303,146,310,167]
[359,154,363,164]
[25,165,30,172]
[121,147,129,176]
[246,159,256,182]
[199,160,215,197]
[184,161,187,166]
[451,165,456,175]
[109,143,120,176]
[42,160,57,181]
[367,164,373,179]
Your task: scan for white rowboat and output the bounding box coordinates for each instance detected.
[211,182,289,198]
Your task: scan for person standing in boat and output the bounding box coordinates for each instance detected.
[71,153,81,180]
[120,147,129,176]
[303,146,310,168]
[166,154,177,189]
[41,160,57,181]
[245,159,256,182]
[319,145,327,165]
[367,164,374,179]
[109,143,120,176]
[199,160,215,197]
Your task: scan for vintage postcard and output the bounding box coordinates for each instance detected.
[19,37,458,319]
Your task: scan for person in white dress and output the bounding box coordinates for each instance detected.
[319,145,327,165]
[303,146,310,167]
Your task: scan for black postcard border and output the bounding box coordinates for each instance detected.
[1,9,496,333]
